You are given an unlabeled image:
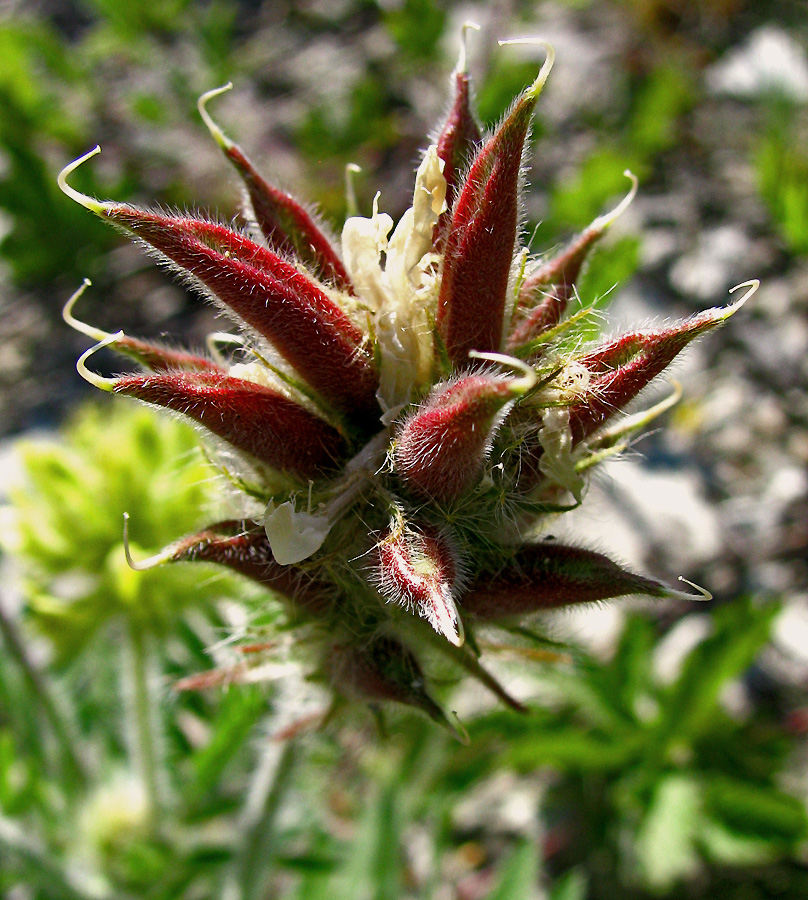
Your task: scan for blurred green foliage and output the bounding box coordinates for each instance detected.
[0,395,803,898]
[755,115,808,256]
[3,401,224,659]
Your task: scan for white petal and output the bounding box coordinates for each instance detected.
[264,500,331,565]
[538,408,585,502]
[341,193,393,310]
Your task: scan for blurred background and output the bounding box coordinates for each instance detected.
[1,0,807,897]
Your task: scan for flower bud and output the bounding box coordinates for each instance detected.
[394,352,535,503]
[374,520,463,646]
[111,206,378,419]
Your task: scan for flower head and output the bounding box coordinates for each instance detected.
[59,29,753,729]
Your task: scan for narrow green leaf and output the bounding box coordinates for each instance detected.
[485,839,540,900]
[549,869,587,900]
[634,774,702,892]
[704,776,808,843]
[654,599,779,749]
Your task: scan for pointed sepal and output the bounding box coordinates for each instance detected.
[462,542,704,619]
[508,171,638,348]
[64,280,223,373]
[75,358,347,477]
[152,519,334,615]
[325,635,454,731]
[434,22,483,242]
[569,280,758,443]
[58,152,378,420]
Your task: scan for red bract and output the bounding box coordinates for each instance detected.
[433,26,483,242]
[110,370,345,478]
[199,86,354,292]
[109,204,378,421]
[325,635,448,727]
[165,521,335,617]
[569,283,755,443]
[436,42,554,366]
[462,542,678,619]
[60,30,749,731]
[508,172,637,349]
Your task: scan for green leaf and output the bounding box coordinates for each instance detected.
[634,774,702,892]
[653,599,780,752]
[704,776,808,844]
[484,839,540,900]
[549,869,587,900]
[628,64,695,157]
[505,727,643,773]
[184,686,266,808]
[698,817,777,867]
[383,0,446,62]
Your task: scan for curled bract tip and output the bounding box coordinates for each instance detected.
[205,331,245,365]
[468,349,537,393]
[76,331,124,392]
[457,21,481,73]
[497,38,555,99]
[123,513,174,572]
[674,576,713,602]
[727,278,759,312]
[63,278,112,343]
[198,83,234,150]
[592,170,639,232]
[58,146,110,214]
[345,163,362,216]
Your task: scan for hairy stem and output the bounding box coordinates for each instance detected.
[126,623,162,829]
[0,593,88,786]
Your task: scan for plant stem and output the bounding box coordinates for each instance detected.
[127,623,162,828]
[0,814,119,900]
[0,593,88,786]
[222,740,297,900]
